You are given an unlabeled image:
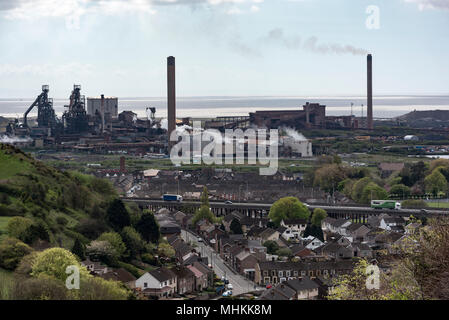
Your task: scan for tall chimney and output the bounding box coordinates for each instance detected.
[367,54,373,130]
[167,56,176,149]
[101,94,105,133]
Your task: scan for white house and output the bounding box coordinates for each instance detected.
[303,236,324,250]
[135,267,177,298]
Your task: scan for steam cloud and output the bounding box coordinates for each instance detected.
[0,135,32,144]
[263,28,369,56]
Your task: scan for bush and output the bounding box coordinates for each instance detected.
[55,216,68,226]
[6,217,33,241]
[0,237,33,270]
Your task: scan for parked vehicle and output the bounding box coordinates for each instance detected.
[162,194,183,202]
[227,283,233,290]
[224,200,233,204]
[371,200,401,210]
[197,237,203,242]
[222,290,233,297]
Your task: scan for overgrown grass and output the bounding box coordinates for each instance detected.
[0,268,14,300]
[427,202,449,208]
[0,217,11,240]
[0,148,32,180]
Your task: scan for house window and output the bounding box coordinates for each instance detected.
[301,271,306,276]
[323,270,328,275]
[271,271,276,276]
[316,270,321,276]
[264,277,270,284]
[272,277,278,284]
[263,271,268,276]
[286,271,291,277]
[144,282,148,288]
[309,271,314,277]
[293,271,298,277]
[279,271,283,277]
[331,270,336,275]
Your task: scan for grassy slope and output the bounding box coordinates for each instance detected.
[0,268,14,300]
[0,217,11,241]
[0,143,116,250]
[0,148,32,180]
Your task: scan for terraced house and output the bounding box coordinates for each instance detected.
[254,260,355,286]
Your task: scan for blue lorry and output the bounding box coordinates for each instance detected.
[162,194,183,202]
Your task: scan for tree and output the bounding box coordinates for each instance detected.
[303,224,324,242]
[360,183,388,204]
[268,197,310,226]
[229,218,243,234]
[351,177,372,203]
[192,205,216,226]
[157,243,175,260]
[97,232,127,259]
[311,208,327,227]
[106,199,131,231]
[86,240,116,263]
[200,187,210,207]
[6,216,33,241]
[136,211,160,243]
[0,237,33,270]
[31,248,89,282]
[263,240,279,255]
[328,259,388,300]
[276,248,292,258]
[121,226,145,259]
[389,184,411,198]
[424,169,448,195]
[313,164,347,194]
[71,238,85,260]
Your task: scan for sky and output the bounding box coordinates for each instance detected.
[0,0,448,98]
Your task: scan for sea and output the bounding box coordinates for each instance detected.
[1,95,448,119]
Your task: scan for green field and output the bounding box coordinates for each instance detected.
[427,202,449,208]
[0,148,32,180]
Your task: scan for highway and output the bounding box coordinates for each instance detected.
[181,229,265,296]
[123,197,449,216]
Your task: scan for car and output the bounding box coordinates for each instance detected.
[227,283,233,290]
[221,276,226,282]
[222,290,233,297]
[266,284,272,289]
[197,237,203,242]
[303,203,310,208]
[224,279,229,285]
[225,200,233,204]
[420,209,428,214]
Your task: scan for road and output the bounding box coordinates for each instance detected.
[123,197,449,216]
[181,229,265,296]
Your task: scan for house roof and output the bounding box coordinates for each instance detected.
[273,283,296,299]
[148,267,176,283]
[192,261,213,275]
[260,288,291,300]
[346,223,365,232]
[258,260,355,272]
[170,266,195,279]
[375,231,404,244]
[100,268,136,283]
[259,228,278,239]
[285,276,319,292]
[283,218,307,226]
[186,265,204,278]
[383,216,405,224]
[276,226,288,234]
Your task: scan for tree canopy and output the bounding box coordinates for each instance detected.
[311,208,327,227]
[268,197,310,226]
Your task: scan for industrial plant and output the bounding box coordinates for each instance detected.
[3,54,376,157]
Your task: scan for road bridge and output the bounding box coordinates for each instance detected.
[121,197,448,223]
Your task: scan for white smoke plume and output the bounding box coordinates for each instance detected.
[0,135,32,144]
[263,28,369,56]
[282,127,307,141]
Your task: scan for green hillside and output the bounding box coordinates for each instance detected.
[0,143,118,249]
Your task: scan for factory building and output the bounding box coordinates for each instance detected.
[249,102,326,129]
[281,136,313,158]
[87,96,118,117]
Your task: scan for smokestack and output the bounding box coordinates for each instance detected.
[367,54,373,130]
[167,56,176,149]
[101,94,105,133]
